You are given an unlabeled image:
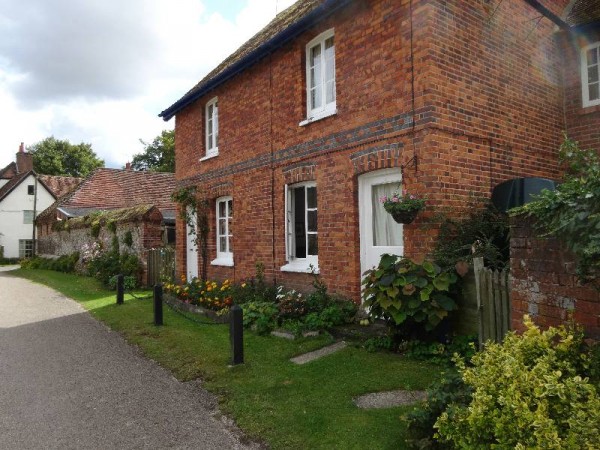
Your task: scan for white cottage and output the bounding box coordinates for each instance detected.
[0,144,81,259]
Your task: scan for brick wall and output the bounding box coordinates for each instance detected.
[173,0,581,302]
[560,26,600,152]
[37,215,165,286]
[511,216,600,340]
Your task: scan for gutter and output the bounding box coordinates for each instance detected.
[521,0,571,30]
[159,0,353,121]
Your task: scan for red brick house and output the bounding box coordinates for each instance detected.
[160,0,599,303]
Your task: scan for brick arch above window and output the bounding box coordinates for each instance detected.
[282,162,316,185]
[350,143,404,175]
[207,181,232,199]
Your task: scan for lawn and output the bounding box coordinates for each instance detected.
[12,268,442,449]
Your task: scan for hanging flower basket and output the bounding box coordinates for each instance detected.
[380,189,426,225]
[390,209,419,224]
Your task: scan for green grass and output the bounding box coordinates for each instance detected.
[12,268,442,449]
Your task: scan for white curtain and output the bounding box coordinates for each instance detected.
[372,183,403,246]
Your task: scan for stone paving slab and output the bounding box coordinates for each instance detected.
[290,341,347,365]
[353,390,427,409]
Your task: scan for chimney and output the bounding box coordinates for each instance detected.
[125,162,131,170]
[16,142,33,173]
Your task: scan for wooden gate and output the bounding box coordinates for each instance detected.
[473,257,511,346]
[147,247,175,287]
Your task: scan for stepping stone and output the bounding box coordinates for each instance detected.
[290,341,347,365]
[353,390,427,409]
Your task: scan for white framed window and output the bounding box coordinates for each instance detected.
[23,210,34,224]
[300,29,336,125]
[581,42,600,107]
[281,182,318,273]
[212,196,233,266]
[19,239,33,258]
[204,97,219,159]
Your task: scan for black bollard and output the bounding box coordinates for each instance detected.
[230,305,244,365]
[154,284,163,326]
[116,274,124,305]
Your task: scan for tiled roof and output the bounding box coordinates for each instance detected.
[0,171,30,202]
[0,162,17,179]
[565,0,600,26]
[38,175,83,198]
[183,0,321,100]
[38,168,176,221]
[159,0,350,120]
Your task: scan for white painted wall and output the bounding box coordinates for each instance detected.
[0,175,55,258]
[0,179,8,188]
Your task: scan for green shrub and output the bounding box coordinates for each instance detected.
[402,335,477,366]
[362,255,459,335]
[20,253,79,273]
[435,317,600,449]
[123,230,133,247]
[405,369,472,449]
[242,301,279,335]
[433,202,509,271]
[87,250,140,286]
[108,275,138,291]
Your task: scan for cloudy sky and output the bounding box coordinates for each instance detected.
[0,0,297,169]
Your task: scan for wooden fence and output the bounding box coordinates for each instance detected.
[147,247,175,287]
[473,257,511,346]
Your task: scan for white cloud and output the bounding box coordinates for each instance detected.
[0,0,299,169]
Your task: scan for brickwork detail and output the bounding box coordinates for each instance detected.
[282,162,316,184]
[510,217,599,340]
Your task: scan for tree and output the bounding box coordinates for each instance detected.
[130,129,175,172]
[29,137,104,177]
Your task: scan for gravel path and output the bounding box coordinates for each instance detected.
[0,269,255,449]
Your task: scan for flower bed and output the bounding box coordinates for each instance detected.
[163,292,230,323]
[163,276,234,312]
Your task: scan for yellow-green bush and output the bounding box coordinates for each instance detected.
[435,316,600,449]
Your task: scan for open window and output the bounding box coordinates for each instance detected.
[282,183,318,273]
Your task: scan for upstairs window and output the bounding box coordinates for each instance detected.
[27,185,34,195]
[205,97,219,158]
[212,196,233,266]
[303,29,336,124]
[581,42,600,107]
[282,183,318,272]
[23,210,34,224]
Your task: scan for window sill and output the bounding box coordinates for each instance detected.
[299,108,337,127]
[200,151,219,162]
[280,261,319,274]
[211,256,233,267]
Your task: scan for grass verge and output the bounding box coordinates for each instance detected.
[12,268,442,449]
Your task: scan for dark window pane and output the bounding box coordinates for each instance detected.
[294,187,306,258]
[307,210,317,232]
[27,185,34,195]
[307,187,317,208]
[588,66,599,83]
[588,48,598,65]
[590,83,600,101]
[308,234,318,256]
[220,237,227,252]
